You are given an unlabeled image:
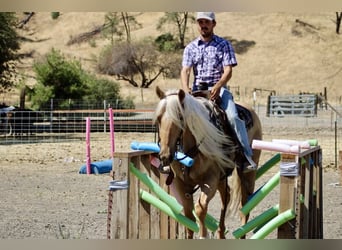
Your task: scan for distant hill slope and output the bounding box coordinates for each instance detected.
[12,12,342,107]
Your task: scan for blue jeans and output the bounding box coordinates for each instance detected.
[218,87,253,157]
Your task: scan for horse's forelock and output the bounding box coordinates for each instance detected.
[153,90,185,129]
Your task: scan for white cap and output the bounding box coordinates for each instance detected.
[196,12,215,21]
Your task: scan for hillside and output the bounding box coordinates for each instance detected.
[9,12,342,108]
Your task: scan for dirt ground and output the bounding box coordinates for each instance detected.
[0,126,341,239]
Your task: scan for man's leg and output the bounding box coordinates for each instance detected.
[220,88,257,171]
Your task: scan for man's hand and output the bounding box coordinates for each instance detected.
[210,85,220,101]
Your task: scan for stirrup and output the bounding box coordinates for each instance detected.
[243,154,257,173]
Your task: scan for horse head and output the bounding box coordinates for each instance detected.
[155,86,186,167]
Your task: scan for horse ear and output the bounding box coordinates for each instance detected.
[156,86,165,100]
[178,89,186,102]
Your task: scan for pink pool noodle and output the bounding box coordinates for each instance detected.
[109,108,115,159]
[86,117,91,175]
[271,139,310,149]
[252,140,300,154]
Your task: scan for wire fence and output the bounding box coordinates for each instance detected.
[0,109,155,144]
[1,104,341,167]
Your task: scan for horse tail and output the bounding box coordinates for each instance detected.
[226,167,242,217]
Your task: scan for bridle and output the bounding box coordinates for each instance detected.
[156,92,206,165]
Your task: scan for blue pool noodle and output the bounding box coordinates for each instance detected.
[130,141,194,167]
[79,159,112,174]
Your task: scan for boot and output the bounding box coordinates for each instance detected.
[243,154,257,173]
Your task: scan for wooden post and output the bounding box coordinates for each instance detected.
[110,150,181,239]
[339,150,342,186]
[278,147,323,239]
[277,154,297,239]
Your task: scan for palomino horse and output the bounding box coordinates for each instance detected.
[153,86,262,239]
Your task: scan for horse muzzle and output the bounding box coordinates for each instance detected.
[158,150,174,167]
[159,155,173,167]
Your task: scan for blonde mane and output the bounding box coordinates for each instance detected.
[154,89,236,171]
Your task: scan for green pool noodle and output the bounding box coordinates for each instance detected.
[256,153,281,180]
[192,210,219,232]
[308,139,318,146]
[139,189,199,233]
[233,204,279,239]
[204,213,219,232]
[129,163,183,214]
[250,209,296,239]
[241,172,280,216]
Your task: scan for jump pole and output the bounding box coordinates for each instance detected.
[139,189,199,233]
[250,209,296,239]
[233,204,279,239]
[241,172,280,216]
[130,162,219,232]
[256,153,281,180]
[108,108,115,159]
[129,163,183,214]
[86,117,91,175]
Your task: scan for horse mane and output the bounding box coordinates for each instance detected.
[154,89,236,171]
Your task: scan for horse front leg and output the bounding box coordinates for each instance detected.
[239,170,256,239]
[170,178,196,239]
[182,195,196,239]
[217,178,230,239]
[194,183,217,239]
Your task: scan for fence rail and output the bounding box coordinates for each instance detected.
[267,94,318,117]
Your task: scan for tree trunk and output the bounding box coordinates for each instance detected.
[19,87,26,109]
[336,12,342,34]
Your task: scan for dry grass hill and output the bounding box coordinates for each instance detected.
[8,12,342,108]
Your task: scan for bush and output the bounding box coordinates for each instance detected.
[51,12,60,20]
[30,48,132,110]
[155,33,178,52]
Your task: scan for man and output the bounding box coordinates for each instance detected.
[180,12,256,171]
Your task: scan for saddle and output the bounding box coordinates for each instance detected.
[192,90,254,132]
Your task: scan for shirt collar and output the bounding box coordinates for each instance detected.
[197,34,217,45]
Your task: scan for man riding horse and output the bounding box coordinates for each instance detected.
[180,12,256,172]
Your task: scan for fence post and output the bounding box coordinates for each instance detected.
[339,150,342,186]
[277,147,323,239]
[277,154,297,239]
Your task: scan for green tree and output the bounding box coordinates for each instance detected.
[30,48,127,110]
[156,12,195,49]
[0,12,20,94]
[98,40,168,88]
[103,12,142,44]
[33,48,86,102]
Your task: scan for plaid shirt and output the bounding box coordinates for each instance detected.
[182,34,237,90]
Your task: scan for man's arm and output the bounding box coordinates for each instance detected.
[210,65,233,100]
[180,66,192,94]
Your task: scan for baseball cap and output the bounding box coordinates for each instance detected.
[196,12,215,21]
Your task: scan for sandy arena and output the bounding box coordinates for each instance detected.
[0,123,341,239]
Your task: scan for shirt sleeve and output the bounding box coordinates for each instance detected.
[223,41,238,67]
[182,45,193,67]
